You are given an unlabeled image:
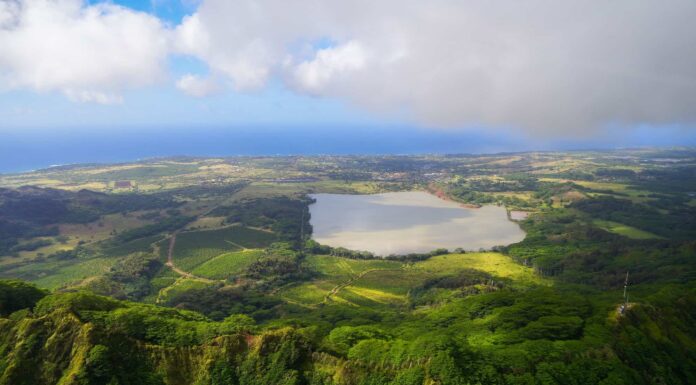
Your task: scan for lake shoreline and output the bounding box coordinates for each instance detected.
[426,185,482,209]
[309,191,526,255]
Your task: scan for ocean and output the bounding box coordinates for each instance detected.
[0,126,525,174]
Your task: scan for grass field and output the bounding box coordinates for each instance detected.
[282,252,544,308]
[150,276,178,291]
[100,234,163,257]
[414,252,545,286]
[281,256,402,307]
[0,212,153,288]
[0,237,78,267]
[337,277,409,306]
[59,212,155,241]
[0,256,116,290]
[549,179,655,203]
[156,278,215,304]
[191,249,264,279]
[231,180,395,202]
[172,226,276,271]
[31,257,115,289]
[593,219,662,239]
[494,191,536,202]
[282,282,335,305]
[306,255,400,278]
[347,269,420,296]
[0,212,154,266]
[185,216,227,230]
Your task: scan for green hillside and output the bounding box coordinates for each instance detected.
[1,150,695,384]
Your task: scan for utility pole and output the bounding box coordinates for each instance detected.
[621,271,629,314]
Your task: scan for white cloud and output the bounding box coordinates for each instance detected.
[176,0,696,134]
[0,1,21,28]
[174,8,275,91]
[176,73,220,97]
[290,41,367,94]
[2,0,696,134]
[0,0,168,104]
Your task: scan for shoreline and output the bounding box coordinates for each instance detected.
[426,185,481,209]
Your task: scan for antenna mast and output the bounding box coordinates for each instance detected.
[621,271,629,314]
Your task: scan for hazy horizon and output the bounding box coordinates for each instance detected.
[2,125,694,174]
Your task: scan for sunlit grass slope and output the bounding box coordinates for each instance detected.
[593,219,662,239]
[282,252,545,308]
[192,249,264,280]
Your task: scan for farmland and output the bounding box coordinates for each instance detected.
[593,219,662,240]
[100,234,163,257]
[0,255,116,289]
[281,255,403,306]
[191,249,264,280]
[281,252,547,308]
[0,149,695,384]
[168,226,276,271]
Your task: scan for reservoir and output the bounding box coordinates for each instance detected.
[309,191,526,256]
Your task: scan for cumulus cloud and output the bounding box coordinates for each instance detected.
[176,0,696,134]
[289,41,368,94]
[0,0,168,103]
[2,0,696,134]
[176,73,220,97]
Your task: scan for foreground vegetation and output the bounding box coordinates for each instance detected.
[0,149,695,384]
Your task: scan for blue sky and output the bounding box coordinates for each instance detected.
[1,0,695,152]
[95,0,194,24]
[0,0,385,131]
[0,81,379,129]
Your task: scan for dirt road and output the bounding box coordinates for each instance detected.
[164,232,214,282]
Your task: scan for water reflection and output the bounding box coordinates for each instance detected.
[309,191,525,255]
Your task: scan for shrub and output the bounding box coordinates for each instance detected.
[34,292,122,316]
[0,279,47,316]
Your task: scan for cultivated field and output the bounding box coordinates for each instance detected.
[192,249,264,280]
[281,252,545,308]
[169,226,276,271]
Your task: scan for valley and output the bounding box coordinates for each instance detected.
[0,149,695,384]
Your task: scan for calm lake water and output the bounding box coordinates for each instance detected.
[309,191,526,256]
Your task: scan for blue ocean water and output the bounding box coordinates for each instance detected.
[1,125,692,174]
[0,126,528,174]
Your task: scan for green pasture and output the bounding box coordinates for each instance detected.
[172,226,276,271]
[347,268,420,296]
[281,256,400,307]
[88,163,201,182]
[156,278,215,304]
[283,252,543,309]
[0,237,76,266]
[1,257,117,290]
[231,180,393,201]
[281,281,335,305]
[570,180,654,203]
[305,255,400,278]
[414,252,546,286]
[191,249,264,280]
[593,219,662,240]
[100,234,163,257]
